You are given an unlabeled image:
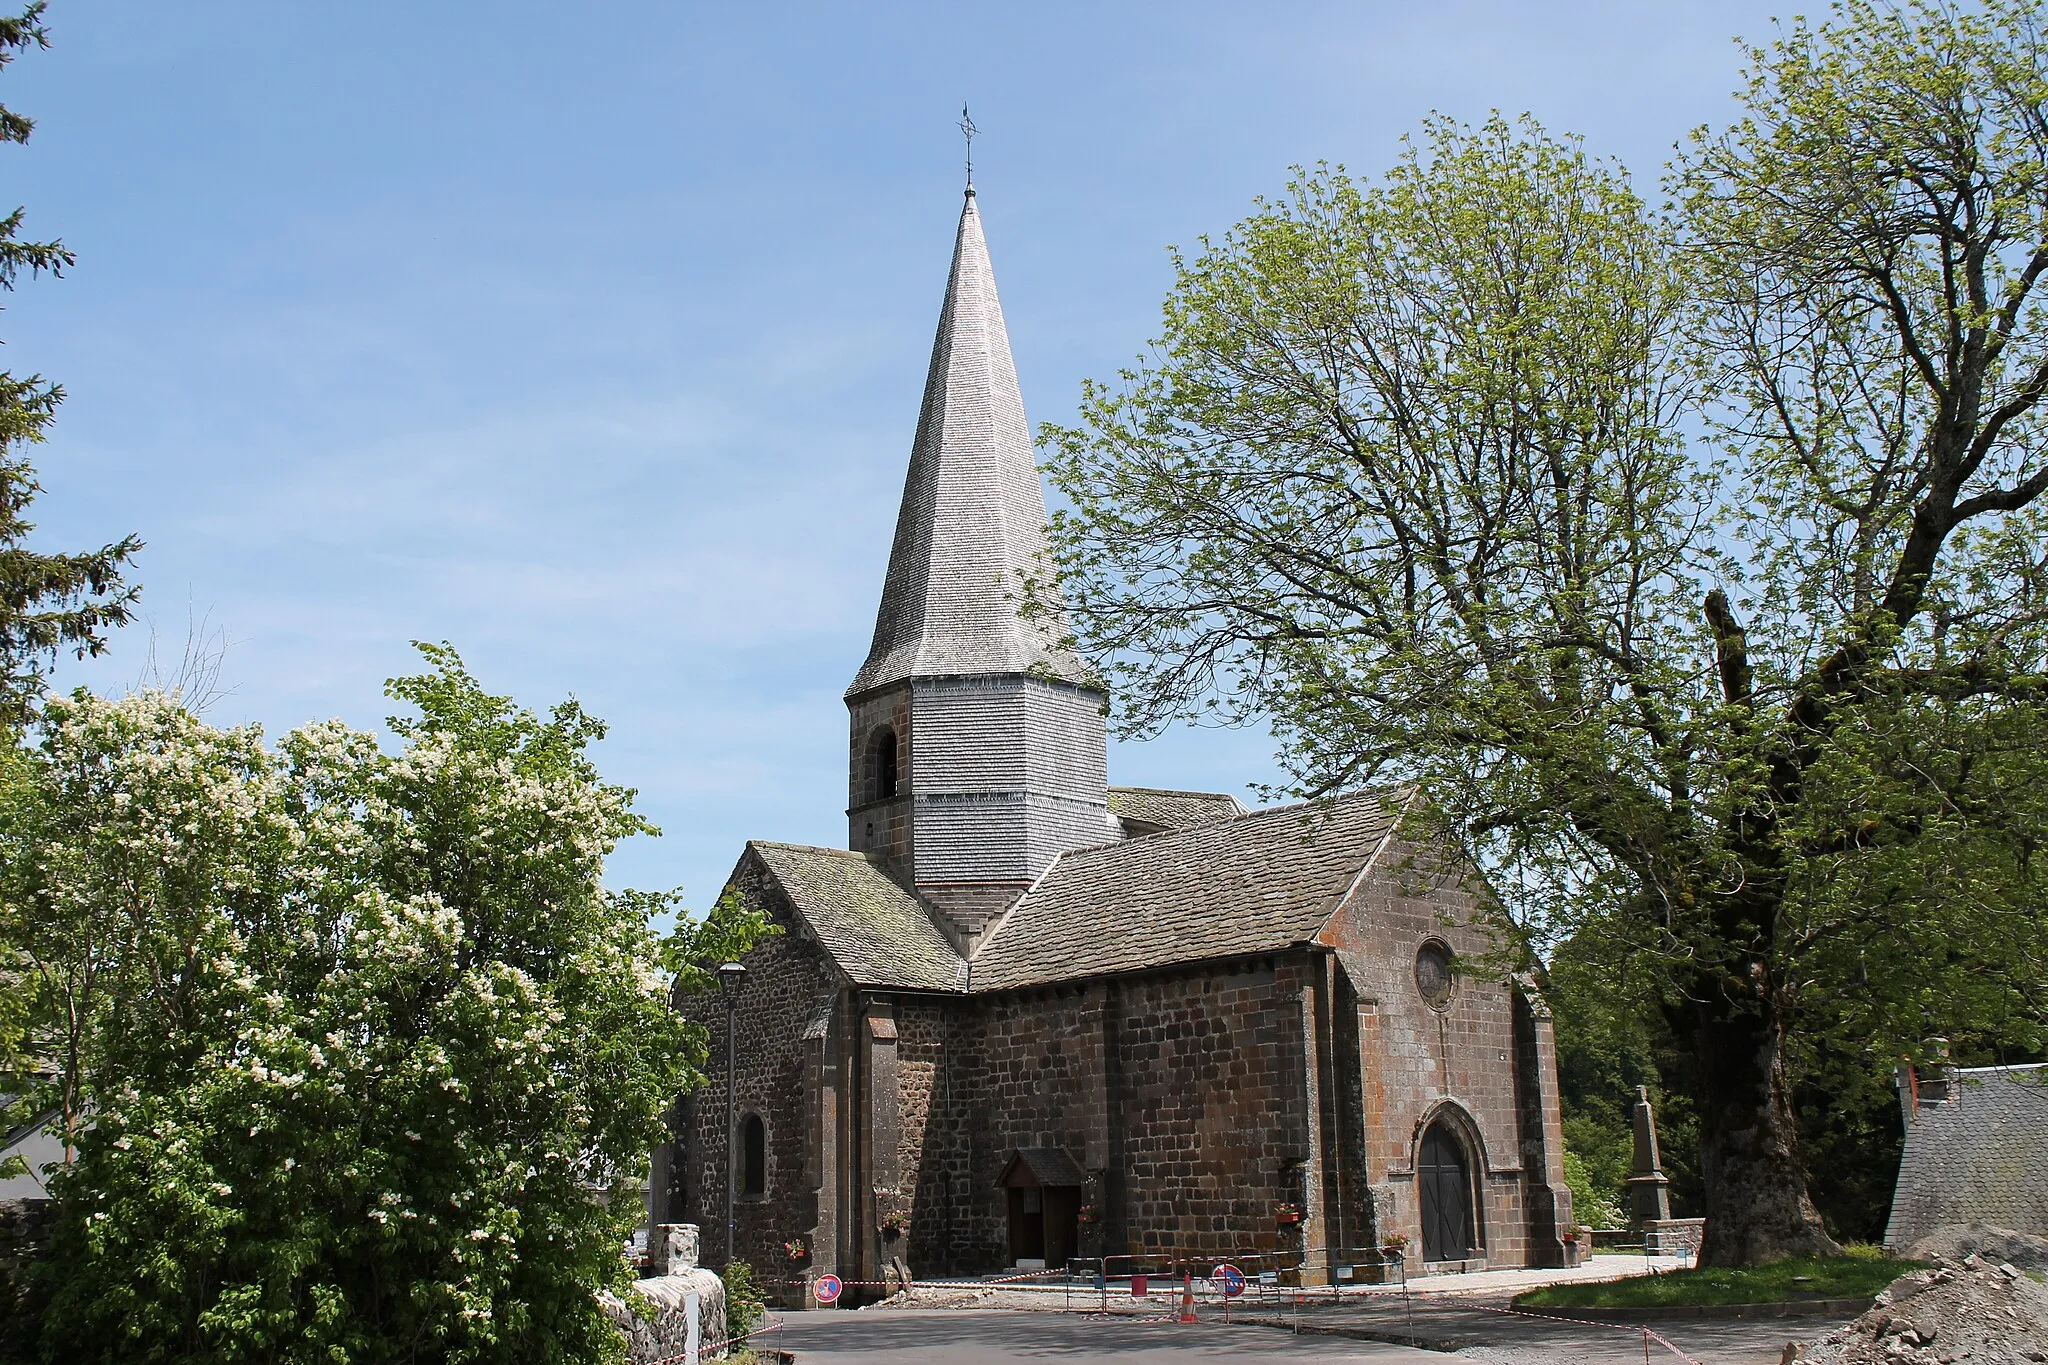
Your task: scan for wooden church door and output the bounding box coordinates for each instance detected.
[1007,1186,1045,1262]
[1418,1120,1476,1262]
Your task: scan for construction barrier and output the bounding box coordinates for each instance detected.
[750,1246,1712,1365]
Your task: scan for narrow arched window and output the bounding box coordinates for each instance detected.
[872,727,898,801]
[742,1114,766,1197]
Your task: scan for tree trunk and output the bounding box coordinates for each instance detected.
[1685,979,1841,1266]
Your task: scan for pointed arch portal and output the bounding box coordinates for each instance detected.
[1418,1118,1477,1262]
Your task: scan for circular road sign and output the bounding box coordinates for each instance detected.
[813,1273,844,1304]
[1215,1264,1247,1299]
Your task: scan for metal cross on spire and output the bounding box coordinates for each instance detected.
[959,103,977,191]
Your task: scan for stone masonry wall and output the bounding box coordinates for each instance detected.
[1320,826,1553,1268]
[673,853,843,1279]
[847,687,912,869]
[906,954,1315,1276]
[1109,958,1313,1262]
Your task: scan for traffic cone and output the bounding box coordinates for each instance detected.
[1179,1272,1197,1324]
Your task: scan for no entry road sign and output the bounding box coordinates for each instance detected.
[1215,1264,1247,1299]
[813,1273,843,1304]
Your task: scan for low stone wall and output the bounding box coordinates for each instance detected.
[601,1269,731,1364]
[602,1222,736,1365]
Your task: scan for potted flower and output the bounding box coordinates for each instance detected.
[783,1236,810,1263]
[880,1210,910,1239]
[1274,1202,1307,1227]
[1380,1232,1409,1259]
[1077,1203,1102,1225]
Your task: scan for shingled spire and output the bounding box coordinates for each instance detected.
[848,190,1094,695]
[846,189,1117,951]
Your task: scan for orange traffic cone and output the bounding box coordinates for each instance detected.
[1179,1273,1197,1324]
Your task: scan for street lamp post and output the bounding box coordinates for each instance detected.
[715,960,747,1269]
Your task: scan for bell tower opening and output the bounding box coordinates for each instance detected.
[871,726,898,801]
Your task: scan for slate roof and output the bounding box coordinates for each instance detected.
[999,1147,1088,1188]
[1107,786,1246,834]
[847,190,1096,698]
[748,842,965,993]
[0,1106,62,1199]
[968,789,1402,992]
[1885,1063,2048,1247]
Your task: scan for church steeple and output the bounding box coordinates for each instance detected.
[846,189,1116,952]
[847,191,1094,697]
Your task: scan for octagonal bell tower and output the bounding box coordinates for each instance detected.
[846,187,1118,951]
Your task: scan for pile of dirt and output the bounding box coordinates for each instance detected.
[1910,1226,2048,1274]
[1797,1255,2048,1364]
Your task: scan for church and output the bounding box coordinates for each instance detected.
[656,185,1575,1296]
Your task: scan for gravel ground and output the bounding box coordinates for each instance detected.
[1797,1256,2048,1365]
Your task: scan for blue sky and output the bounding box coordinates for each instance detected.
[16,0,1782,916]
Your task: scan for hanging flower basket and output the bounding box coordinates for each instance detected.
[1274,1202,1307,1227]
[881,1210,910,1238]
[1380,1233,1409,1255]
[783,1237,810,1263]
[1077,1204,1102,1225]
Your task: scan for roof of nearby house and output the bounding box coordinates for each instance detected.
[968,788,1405,992]
[747,842,965,994]
[0,1106,63,1200]
[1106,786,1246,835]
[1885,1063,2048,1247]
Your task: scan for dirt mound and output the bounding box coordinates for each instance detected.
[1909,1226,2048,1274]
[1798,1256,2048,1364]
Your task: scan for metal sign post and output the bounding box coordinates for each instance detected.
[1216,1264,1246,1324]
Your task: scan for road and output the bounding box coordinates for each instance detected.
[764,1308,1445,1363]
[759,1299,1861,1364]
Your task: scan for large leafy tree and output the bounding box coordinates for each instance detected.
[1041,0,2048,1267]
[0,3,139,724]
[2,648,767,1364]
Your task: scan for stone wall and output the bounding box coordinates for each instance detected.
[672,855,843,1281]
[904,954,1315,1275]
[847,686,913,870]
[1320,825,1563,1269]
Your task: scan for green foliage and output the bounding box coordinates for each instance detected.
[0,0,137,1213]
[721,1259,765,1349]
[0,0,141,1214]
[3,646,771,1365]
[1515,1254,1916,1309]
[1042,3,2048,1262]
[1561,1148,1626,1231]
[1545,933,1704,1220]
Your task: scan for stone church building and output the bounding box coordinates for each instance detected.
[657,187,1575,1293]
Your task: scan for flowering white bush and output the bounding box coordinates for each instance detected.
[2,646,768,1364]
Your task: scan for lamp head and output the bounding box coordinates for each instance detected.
[715,961,748,997]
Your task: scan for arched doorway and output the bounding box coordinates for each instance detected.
[1418,1118,1477,1262]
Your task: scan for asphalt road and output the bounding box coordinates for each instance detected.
[760,1300,1862,1364]
[763,1308,1446,1363]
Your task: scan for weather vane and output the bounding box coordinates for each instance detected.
[959,103,977,190]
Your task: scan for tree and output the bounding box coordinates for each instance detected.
[0,0,143,1230]
[0,3,140,725]
[1040,2,2048,1267]
[4,647,768,1363]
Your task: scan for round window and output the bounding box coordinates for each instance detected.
[1414,941,1455,1010]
